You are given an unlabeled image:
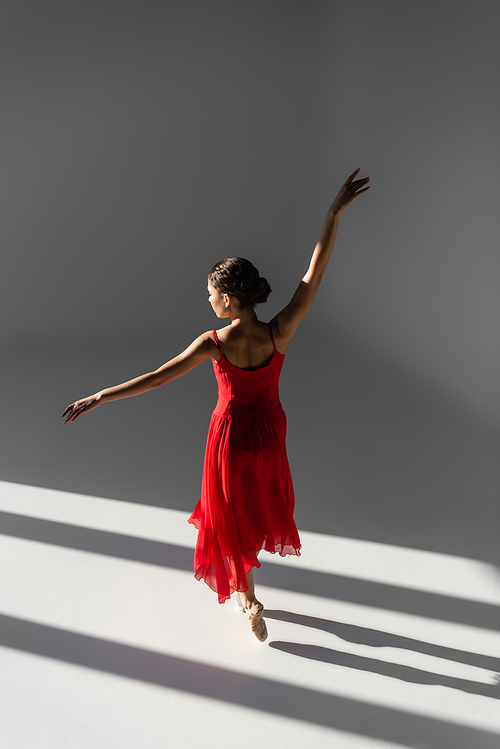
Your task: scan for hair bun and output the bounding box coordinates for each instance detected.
[253,276,272,305]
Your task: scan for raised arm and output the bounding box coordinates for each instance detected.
[61,331,216,423]
[272,168,369,344]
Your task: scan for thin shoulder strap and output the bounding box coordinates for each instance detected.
[268,321,276,350]
[212,329,221,352]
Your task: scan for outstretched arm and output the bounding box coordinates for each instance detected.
[61,331,216,423]
[272,168,369,343]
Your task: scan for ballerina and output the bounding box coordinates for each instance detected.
[62,168,370,641]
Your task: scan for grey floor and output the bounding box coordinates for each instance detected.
[1,480,500,749]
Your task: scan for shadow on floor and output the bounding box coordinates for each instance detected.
[265,609,500,672]
[268,638,500,700]
[1,612,499,749]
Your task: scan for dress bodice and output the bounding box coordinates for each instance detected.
[211,327,285,418]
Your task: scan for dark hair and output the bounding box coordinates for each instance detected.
[208,257,272,309]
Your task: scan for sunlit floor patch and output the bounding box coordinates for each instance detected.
[1,480,500,749]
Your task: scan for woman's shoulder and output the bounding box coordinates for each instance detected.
[194,330,221,359]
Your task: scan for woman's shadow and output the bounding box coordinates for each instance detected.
[265,609,500,700]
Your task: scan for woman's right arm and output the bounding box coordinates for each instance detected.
[272,168,369,345]
[61,331,217,423]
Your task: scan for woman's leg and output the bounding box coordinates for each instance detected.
[237,568,257,610]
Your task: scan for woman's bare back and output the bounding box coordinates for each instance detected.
[212,319,285,371]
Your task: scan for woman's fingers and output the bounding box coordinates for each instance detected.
[67,407,83,422]
[62,400,85,423]
[330,172,370,215]
[63,406,76,423]
[344,168,361,185]
[345,178,370,199]
[350,176,370,188]
[345,178,370,196]
[62,395,100,423]
[61,404,77,422]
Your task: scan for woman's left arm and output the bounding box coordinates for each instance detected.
[62,331,216,423]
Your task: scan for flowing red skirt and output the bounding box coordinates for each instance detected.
[188,405,301,603]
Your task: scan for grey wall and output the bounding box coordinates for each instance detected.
[2,2,499,564]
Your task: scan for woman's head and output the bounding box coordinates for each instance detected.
[208,257,272,311]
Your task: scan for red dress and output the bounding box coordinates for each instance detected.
[188,323,301,603]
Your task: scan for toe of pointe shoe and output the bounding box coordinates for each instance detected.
[252,616,268,643]
[249,602,268,642]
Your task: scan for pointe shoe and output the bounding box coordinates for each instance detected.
[234,591,245,613]
[248,600,268,643]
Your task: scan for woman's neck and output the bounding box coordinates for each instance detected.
[227,306,258,326]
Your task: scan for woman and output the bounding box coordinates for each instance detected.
[62,168,370,642]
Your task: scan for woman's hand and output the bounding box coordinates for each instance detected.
[329,168,370,217]
[61,394,102,423]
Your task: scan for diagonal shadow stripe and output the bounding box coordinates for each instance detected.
[258,562,500,633]
[1,613,499,748]
[264,610,500,673]
[268,641,500,701]
[0,510,194,570]
[2,510,500,632]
